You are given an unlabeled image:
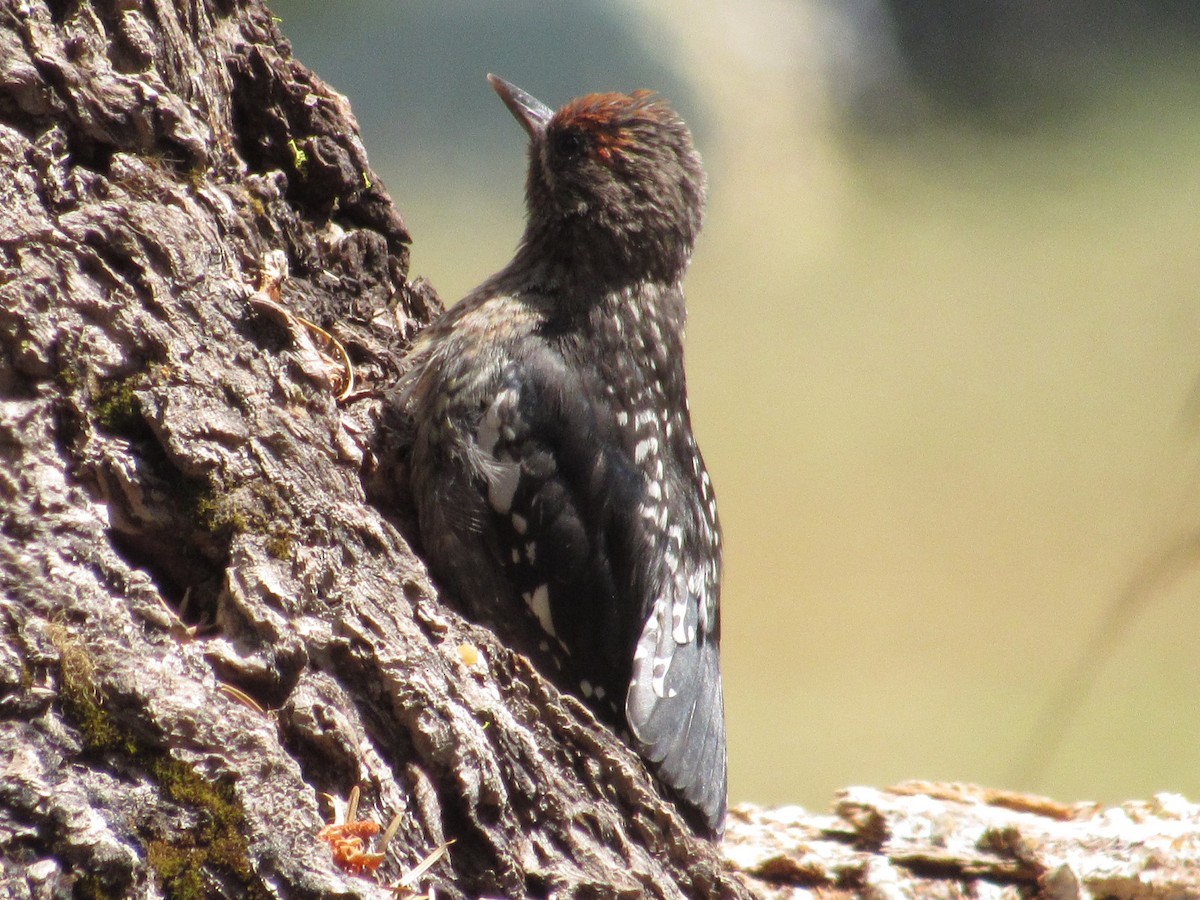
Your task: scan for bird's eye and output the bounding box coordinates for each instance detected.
[553,129,588,161]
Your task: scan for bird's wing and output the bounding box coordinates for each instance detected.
[625,569,725,831]
[482,342,727,833]
[476,347,638,696]
[622,441,726,835]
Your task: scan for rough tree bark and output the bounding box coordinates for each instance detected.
[2,1,1199,899]
[0,0,754,895]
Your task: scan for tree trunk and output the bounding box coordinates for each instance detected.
[0,0,742,895]
[2,2,1198,899]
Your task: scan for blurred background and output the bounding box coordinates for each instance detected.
[268,0,1200,811]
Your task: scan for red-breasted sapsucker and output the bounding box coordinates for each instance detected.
[401,75,725,834]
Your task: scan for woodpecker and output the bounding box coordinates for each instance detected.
[401,74,725,834]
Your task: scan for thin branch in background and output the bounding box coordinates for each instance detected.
[1010,528,1200,788]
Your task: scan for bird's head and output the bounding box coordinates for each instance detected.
[489,74,706,287]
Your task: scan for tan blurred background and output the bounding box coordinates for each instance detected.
[269,0,1200,811]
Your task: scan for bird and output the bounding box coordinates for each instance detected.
[400,74,725,835]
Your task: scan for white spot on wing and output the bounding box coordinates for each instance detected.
[478,387,517,456]
[634,436,658,463]
[477,406,501,455]
[651,653,671,699]
[524,583,554,636]
[672,598,690,643]
[488,463,520,514]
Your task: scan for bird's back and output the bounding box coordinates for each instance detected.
[402,75,727,836]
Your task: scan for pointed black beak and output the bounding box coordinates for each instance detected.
[487,74,553,139]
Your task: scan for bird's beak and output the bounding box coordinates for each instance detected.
[487,74,553,139]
